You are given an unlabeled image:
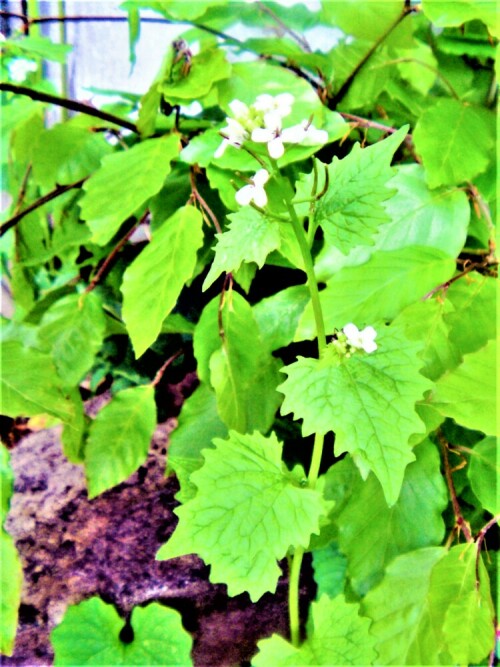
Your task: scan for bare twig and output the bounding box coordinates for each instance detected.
[255,1,311,52]
[438,431,474,543]
[475,514,500,588]
[421,258,498,300]
[189,167,223,234]
[0,83,138,133]
[12,163,32,215]
[85,212,149,294]
[0,177,87,236]
[151,350,183,387]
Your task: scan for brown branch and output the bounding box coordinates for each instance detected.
[422,258,498,300]
[0,83,138,133]
[475,514,500,588]
[85,212,149,294]
[13,163,32,215]
[255,1,311,52]
[151,350,183,387]
[0,177,87,236]
[189,167,223,234]
[438,431,473,543]
[328,4,416,108]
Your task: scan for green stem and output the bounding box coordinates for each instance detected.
[288,546,304,647]
[308,432,325,488]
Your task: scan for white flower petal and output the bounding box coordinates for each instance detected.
[252,187,268,207]
[214,140,228,158]
[281,124,307,144]
[303,126,329,145]
[263,110,283,131]
[253,169,270,187]
[268,137,285,158]
[362,339,378,353]
[252,127,274,143]
[229,99,249,117]
[343,323,360,339]
[235,184,255,206]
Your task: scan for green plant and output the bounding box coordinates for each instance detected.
[0,1,498,664]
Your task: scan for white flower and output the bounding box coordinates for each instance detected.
[254,93,294,126]
[215,117,249,158]
[251,123,286,159]
[285,120,328,146]
[252,117,328,159]
[8,58,37,82]
[235,169,269,207]
[343,323,378,353]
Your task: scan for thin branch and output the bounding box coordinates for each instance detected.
[189,167,223,234]
[85,212,149,294]
[373,56,460,99]
[255,1,311,52]
[438,431,473,544]
[0,82,138,133]
[151,350,183,387]
[13,163,32,216]
[0,177,87,237]
[329,4,416,108]
[422,258,498,300]
[475,514,500,590]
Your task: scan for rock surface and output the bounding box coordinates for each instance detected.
[3,420,312,665]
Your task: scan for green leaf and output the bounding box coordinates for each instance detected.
[253,595,376,666]
[61,389,87,464]
[51,598,192,665]
[193,292,282,434]
[413,99,494,188]
[158,431,327,601]
[121,206,203,358]
[37,292,106,387]
[361,547,447,664]
[1,532,22,656]
[331,439,447,595]
[432,339,497,435]
[422,0,500,37]
[314,127,408,255]
[378,164,470,257]
[5,35,72,62]
[84,385,157,498]
[167,383,227,503]
[32,124,112,190]
[311,544,347,600]
[202,208,281,291]
[468,436,498,514]
[160,48,231,102]
[253,285,310,352]
[80,135,180,245]
[280,323,432,505]
[0,341,74,422]
[444,272,497,357]
[297,247,456,341]
[0,444,14,522]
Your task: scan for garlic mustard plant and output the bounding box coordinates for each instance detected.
[343,323,378,353]
[235,169,269,207]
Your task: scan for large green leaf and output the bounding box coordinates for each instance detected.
[160,48,231,102]
[32,124,112,190]
[297,246,455,340]
[193,292,282,434]
[413,99,494,188]
[314,127,407,255]
[422,0,499,37]
[253,285,310,353]
[51,598,192,665]
[432,339,497,435]
[158,431,328,601]
[37,292,106,387]
[84,385,157,498]
[121,206,203,358]
[330,440,447,595]
[0,341,75,422]
[167,383,227,503]
[279,323,432,505]
[202,208,281,290]
[468,436,498,514]
[79,135,180,245]
[363,544,495,665]
[378,164,470,257]
[253,595,376,666]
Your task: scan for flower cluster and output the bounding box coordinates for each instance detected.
[215,93,328,160]
[330,323,378,358]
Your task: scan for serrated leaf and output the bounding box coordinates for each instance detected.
[193,292,282,434]
[203,208,281,291]
[253,285,310,352]
[0,532,22,656]
[432,339,497,435]
[253,595,376,666]
[32,124,112,190]
[413,99,494,188]
[361,547,447,664]
[84,385,157,498]
[80,135,180,245]
[422,0,499,37]
[280,324,432,505]
[51,597,192,665]
[37,292,106,386]
[331,439,447,595]
[121,206,203,358]
[314,127,407,255]
[297,246,456,340]
[158,431,327,601]
[468,436,499,514]
[167,383,227,503]
[378,164,470,257]
[0,341,75,422]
